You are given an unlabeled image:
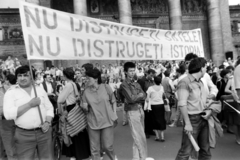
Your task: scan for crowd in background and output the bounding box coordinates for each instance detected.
[0,53,240,160]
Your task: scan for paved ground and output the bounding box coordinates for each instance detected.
[62,108,240,160]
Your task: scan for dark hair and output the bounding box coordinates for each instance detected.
[226,66,234,71]
[176,65,186,74]
[43,74,49,79]
[15,65,35,79]
[154,76,162,85]
[164,70,171,77]
[220,69,231,78]
[82,63,93,72]
[188,57,207,74]
[6,74,16,85]
[147,69,156,75]
[185,53,198,61]
[206,66,212,72]
[219,65,225,70]
[124,62,135,72]
[56,85,63,93]
[85,68,102,84]
[63,68,75,81]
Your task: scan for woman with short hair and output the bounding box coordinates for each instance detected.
[82,68,117,160]
[146,76,166,142]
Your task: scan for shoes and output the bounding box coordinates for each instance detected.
[70,157,76,160]
[122,122,128,126]
[160,138,165,142]
[155,137,160,141]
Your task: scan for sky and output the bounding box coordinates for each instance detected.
[0,0,240,8]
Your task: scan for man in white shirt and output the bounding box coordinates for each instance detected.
[3,66,54,160]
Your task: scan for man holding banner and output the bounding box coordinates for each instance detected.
[3,66,54,160]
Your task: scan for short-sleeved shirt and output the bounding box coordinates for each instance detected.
[146,86,164,105]
[234,65,240,89]
[177,74,207,115]
[82,84,117,130]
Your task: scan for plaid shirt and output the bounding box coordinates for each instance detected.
[120,78,146,111]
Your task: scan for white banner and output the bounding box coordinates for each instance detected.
[19,0,204,60]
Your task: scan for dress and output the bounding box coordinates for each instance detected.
[147,86,166,130]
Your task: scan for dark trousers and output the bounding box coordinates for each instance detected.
[176,114,211,160]
[144,110,154,136]
[14,127,53,160]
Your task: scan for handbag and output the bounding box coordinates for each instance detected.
[66,83,87,137]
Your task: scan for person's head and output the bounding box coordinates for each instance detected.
[138,67,143,73]
[81,63,93,76]
[164,70,171,77]
[124,62,136,79]
[85,68,102,86]
[206,66,213,75]
[56,85,63,93]
[154,76,162,86]
[15,65,35,88]
[75,69,81,77]
[188,57,207,78]
[147,69,156,80]
[63,68,75,81]
[219,64,225,71]
[176,64,186,76]
[43,74,52,82]
[220,69,231,79]
[7,55,12,60]
[226,66,234,75]
[46,67,49,70]
[16,60,21,66]
[6,74,16,85]
[184,53,198,68]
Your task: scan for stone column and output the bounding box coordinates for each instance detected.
[117,0,132,65]
[219,0,235,59]
[25,0,44,70]
[118,0,133,25]
[73,0,90,67]
[207,0,224,66]
[168,0,182,30]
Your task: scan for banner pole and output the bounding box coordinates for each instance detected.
[28,60,44,125]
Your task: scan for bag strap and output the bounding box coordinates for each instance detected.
[70,82,79,101]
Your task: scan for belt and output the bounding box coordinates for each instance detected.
[16,126,41,131]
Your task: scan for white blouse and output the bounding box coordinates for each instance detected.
[146,85,164,105]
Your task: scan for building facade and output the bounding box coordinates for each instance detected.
[0,0,240,69]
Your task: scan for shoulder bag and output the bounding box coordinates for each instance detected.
[66,83,87,137]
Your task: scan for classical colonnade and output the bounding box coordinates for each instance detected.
[27,0,233,69]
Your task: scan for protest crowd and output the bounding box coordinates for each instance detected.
[0,52,240,160]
